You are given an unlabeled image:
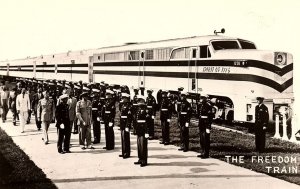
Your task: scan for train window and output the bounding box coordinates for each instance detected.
[211,40,240,50]
[200,46,211,58]
[192,49,197,58]
[145,50,153,60]
[129,51,139,60]
[171,47,191,59]
[105,52,125,61]
[238,39,256,49]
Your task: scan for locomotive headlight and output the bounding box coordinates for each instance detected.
[274,52,287,65]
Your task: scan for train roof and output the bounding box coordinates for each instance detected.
[1,35,239,63]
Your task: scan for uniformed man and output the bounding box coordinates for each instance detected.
[37,90,55,144]
[134,96,149,167]
[91,88,101,144]
[197,94,214,158]
[119,93,133,158]
[31,87,44,130]
[160,90,172,145]
[73,84,81,134]
[131,87,139,135]
[76,92,94,150]
[101,90,116,150]
[177,92,191,152]
[146,89,156,140]
[255,97,269,152]
[67,89,77,143]
[56,94,71,154]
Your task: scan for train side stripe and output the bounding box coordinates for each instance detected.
[93,70,292,92]
[93,60,293,76]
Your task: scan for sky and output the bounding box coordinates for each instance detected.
[0,0,299,121]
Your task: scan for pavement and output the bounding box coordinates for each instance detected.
[1,113,300,189]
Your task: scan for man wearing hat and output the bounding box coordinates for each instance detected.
[119,93,133,158]
[177,92,191,152]
[159,90,172,145]
[76,91,93,149]
[146,89,156,140]
[255,97,269,152]
[56,94,71,153]
[31,87,44,130]
[37,90,55,144]
[101,90,116,150]
[91,88,101,144]
[131,87,139,135]
[134,96,149,167]
[197,94,214,158]
[67,89,77,141]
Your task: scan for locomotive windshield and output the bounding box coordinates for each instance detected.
[211,40,240,50]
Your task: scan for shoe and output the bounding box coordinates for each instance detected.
[197,154,208,159]
[119,154,123,157]
[134,161,141,165]
[81,147,86,150]
[45,141,49,145]
[13,122,16,126]
[140,163,147,167]
[178,148,183,151]
[38,128,41,131]
[73,131,78,134]
[88,146,95,149]
[64,150,71,153]
[159,141,165,144]
[58,151,65,154]
[21,131,24,133]
[183,149,188,152]
[103,147,106,149]
[164,142,170,145]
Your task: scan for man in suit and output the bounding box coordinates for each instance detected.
[0,86,9,123]
[255,97,269,152]
[31,87,44,130]
[16,88,31,133]
[56,94,71,154]
[37,90,55,144]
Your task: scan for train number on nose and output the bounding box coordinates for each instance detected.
[202,66,230,73]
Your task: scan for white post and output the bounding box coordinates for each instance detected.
[273,114,281,138]
[289,116,298,142]
[282,114,289,140]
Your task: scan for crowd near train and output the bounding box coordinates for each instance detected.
[0,30,296,166]
[1,76,271,167]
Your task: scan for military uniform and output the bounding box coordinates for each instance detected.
[255,97,269,152]
[101,90,116,150]
[131,89,139,135]
[76,93,93,149]
[119,93,133,158]
[197,96,214,158]
[134,97,149,167]
[56,94,71,153]
[146,90,156,139]
[91,89,102,144]
[160,91,172,145]
[178,94,191,152]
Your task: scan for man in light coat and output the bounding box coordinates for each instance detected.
[16,88,31,133]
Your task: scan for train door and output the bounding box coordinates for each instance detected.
[138,50,145,88]
[188,47,199,92]
[33,61,36,79]
[88,56,94,83]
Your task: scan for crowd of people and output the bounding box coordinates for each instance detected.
[0,77,269,167]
